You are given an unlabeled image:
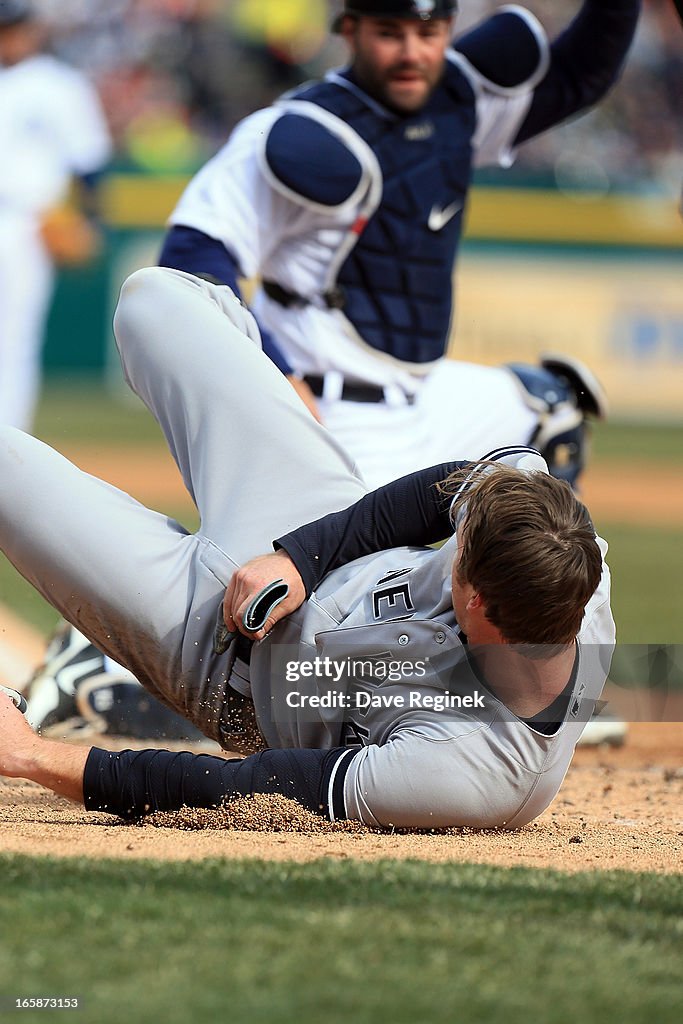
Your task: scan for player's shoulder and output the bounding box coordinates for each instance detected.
[30,53,84,82]
[27,54,98,98]
[450,4,550,95]
[257,90,372,210]
[211,73,377,209]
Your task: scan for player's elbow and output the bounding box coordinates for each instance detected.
[571,66,625,111]
[345,765,522,830]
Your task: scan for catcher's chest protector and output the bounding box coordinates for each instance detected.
[288,65,477,364]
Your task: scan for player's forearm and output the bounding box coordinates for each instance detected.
[73,171,106,220]
[7,739,88,804]
[516,0,641,144]
[83,746,353,821]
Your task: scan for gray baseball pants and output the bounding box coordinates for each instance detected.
[0,268,366,740]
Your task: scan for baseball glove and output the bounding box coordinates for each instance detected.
[39,205,102,266]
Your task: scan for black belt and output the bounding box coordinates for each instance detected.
[263,280,345,310]
[304,374,415,405]
[235,634,252,664]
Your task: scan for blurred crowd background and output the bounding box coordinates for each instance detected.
[31,0,683,196]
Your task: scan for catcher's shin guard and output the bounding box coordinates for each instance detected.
[505,354,607,489]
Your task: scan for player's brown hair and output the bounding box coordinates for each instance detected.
[444,465,602,646]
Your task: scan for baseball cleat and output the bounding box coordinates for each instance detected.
[23,623,103,733]
[0,685,28,715]
[24,623,205,741]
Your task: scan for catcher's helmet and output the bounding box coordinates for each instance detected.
[332,0,457,33]
[0,0,33,28]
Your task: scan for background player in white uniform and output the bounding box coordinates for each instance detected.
[0,268,614,828]
[161,0,639,490]
[0,0,111,431]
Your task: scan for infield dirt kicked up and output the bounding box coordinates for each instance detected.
[0,723,680,874]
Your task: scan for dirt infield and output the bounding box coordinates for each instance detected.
[1,447,681,872]
[0,724,680,871]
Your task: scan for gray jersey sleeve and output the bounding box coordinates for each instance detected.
[341,726,534,830]
[341,730,490,829]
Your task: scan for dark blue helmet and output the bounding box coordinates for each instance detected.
[0,0,33,28]
[332,0,458,33]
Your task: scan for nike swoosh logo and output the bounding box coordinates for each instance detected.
[428,200,462,231]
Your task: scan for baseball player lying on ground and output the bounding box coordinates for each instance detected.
[0,269,614,829]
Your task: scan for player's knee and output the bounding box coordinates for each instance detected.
[0,424,27,457]
[114,267,174,355]
[116,266,170,316]
[0,426,36,512]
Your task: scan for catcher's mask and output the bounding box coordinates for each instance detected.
[332,0,458,33]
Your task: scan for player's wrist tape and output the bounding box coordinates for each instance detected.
[243,579,289,630]
[213,579,290,654]
[0,685,27,715]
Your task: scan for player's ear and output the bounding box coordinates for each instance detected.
[338,14,359,46]
[466,591,484,612]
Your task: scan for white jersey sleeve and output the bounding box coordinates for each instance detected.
[168,105,375,297]
[51,61,112,175]
[169,108,308,281]
[448,6,551,169]
[0,55,110,215]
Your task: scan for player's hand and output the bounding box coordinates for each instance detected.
[39,205,103,266]
[223,550,306,641]
[0,692,38,778]
[287,375,322,422]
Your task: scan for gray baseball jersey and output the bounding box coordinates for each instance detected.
[251,530,614,828]
[0,269,614,829]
